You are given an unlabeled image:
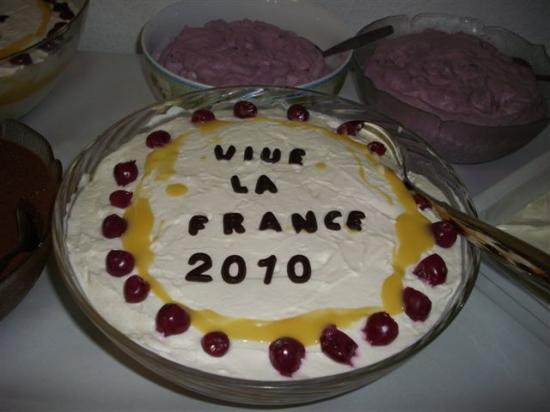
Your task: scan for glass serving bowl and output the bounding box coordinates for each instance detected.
[140,0,352,100]
[0,0,89,120]
[52,87,480,406]
[351,14,550,164]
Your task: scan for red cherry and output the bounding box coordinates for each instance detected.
[105,250,134,277]
[336,121,363,136]
[191,109,215,124]
[431,220,458,248]
[114,161,138,186]
[269,337,305,377]
[413,253,448,286]
[109,190,133,208]
[201,331,230,357]
[102,214,127,238]
[413,193,431,210]
[367,141,386,155]
[363,312,399,346]
[146,130,171,148]
[156,303,191,337]
[403,287,432,321]
[320,324,358,365]
[10,53,32,66]
[233,101,257,118]
[286,104,309,121]
[124,275,150,303]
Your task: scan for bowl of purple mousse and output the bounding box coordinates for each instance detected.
[140,0,353,99]
[352,14,550,164]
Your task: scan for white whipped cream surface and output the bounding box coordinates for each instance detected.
[66,108,464,380]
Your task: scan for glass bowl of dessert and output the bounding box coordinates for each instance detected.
[0,0,89,120]
[140,0,353,100]
[0,120,61,320]
[52,86,480,405]
[351,14,550,164]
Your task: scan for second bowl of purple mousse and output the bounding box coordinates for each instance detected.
[352,14,550,164]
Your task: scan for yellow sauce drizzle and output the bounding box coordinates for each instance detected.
[122,196,171,304]
[0,0,52,59]
[196,119,232,133]
[144,134,187,180]
[314,161,327,170]
[382,168,433,314]
[121,117,434,345]
[188,306,379,345]
[166,183,188,197]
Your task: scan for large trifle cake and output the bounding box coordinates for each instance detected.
[66,101,463,380]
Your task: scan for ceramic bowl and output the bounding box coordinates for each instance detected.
[140,0,353,99]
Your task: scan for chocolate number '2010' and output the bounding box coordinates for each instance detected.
[185,253,311,284]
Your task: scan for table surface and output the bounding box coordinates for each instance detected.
[1,52,549,412]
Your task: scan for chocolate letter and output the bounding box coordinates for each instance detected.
[288,148,306,165]
[244,146,254,161]
[260,147,281,163]
[324,210,342,231]
[189,215,209,236]
[292,211,318,233]
[221,255,247,284]
[287,255,312,283]
[255,175,278,194]
[259,211,282,232]
[214,145,236,160]
[223,213,245,235]
[346,210,366,231]
[231,175,248,193]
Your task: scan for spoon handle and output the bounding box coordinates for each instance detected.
[322,25,394,57]
[418,188,550,302]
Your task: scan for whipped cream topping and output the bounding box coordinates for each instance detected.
[365,29,545,126]
[66,108,464,380]
[157,19,331,87]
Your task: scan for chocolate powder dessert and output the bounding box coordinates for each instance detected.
[0,139,57,278]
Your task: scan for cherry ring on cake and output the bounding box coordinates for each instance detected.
[286,104,310,122]
[191,109,216,124]
[233,101,258,118]
[269,337,306,377]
